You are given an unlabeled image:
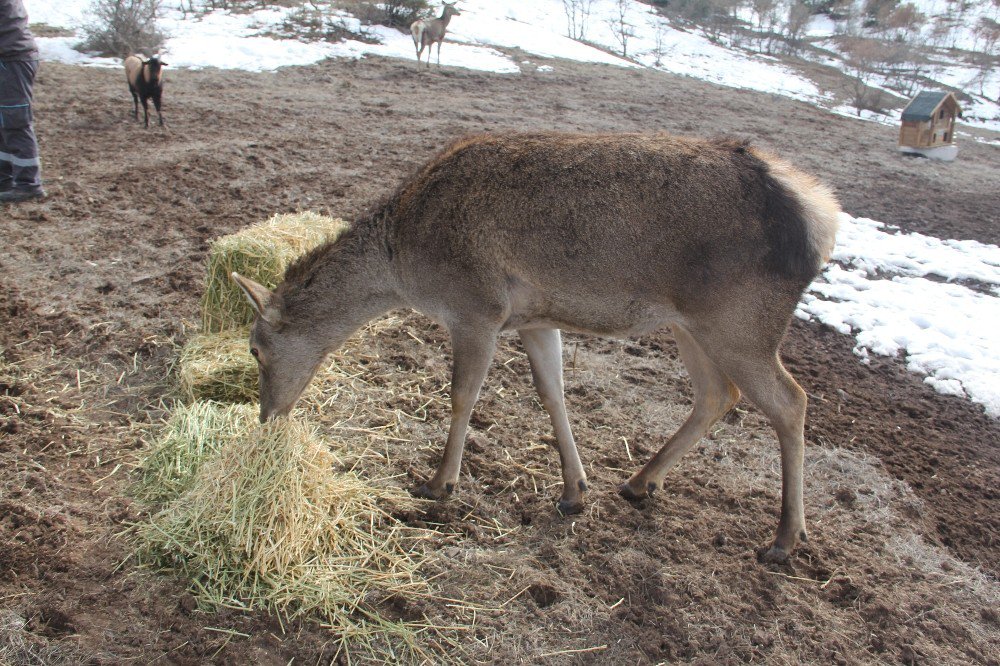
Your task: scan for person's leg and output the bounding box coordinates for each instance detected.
[0,59,43,199]
[0,60,11,191]
[0,145,10,191]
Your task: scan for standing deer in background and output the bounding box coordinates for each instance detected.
[231,132,841,563]
[410,2,461,68]
[124,54,167,128]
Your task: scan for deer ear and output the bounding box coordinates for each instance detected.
[231,272,276,324]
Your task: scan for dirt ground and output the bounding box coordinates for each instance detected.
[1,53,999,664]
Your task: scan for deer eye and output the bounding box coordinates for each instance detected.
[250,347,259,359]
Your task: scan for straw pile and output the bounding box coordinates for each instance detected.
[201,212,349,333]
[135,402,439,661]
[134,402,256,504]
[177,328,258,403]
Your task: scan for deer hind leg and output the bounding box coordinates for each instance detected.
[436,40,442,65]
[694,328,809,563]
[520,328,587,515]
[720,354,808,562]
[415,323,498,500]
[620,324,739,500]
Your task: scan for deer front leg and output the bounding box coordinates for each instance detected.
[153,92,164,127]
[415,325,498,500]
[520,328,587,514]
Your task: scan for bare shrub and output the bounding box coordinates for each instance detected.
[198,0,304,8]
[563,0,596,41]
[878,37,929,97]
[862,0,900,29]
[886,2,926,36]
[664,0,741,42]
[79,0,164,58]
[968,18,1000,98]
[607,0,636,57]
[841,36,890,115]
[270,6,378,43]
[751,0,782,52]
[337,0,430,30]
[650,18,671,66]
[783,1,813,53]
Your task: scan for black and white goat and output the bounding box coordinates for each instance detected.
[124,55,167,128]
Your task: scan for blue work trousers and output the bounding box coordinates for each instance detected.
[0,58,41,191]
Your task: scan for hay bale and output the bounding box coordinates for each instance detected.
[134,402,436,660]
[201,212,349,333]
[178,328,258,403]
[134,401,257,504]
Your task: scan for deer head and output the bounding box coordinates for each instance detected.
[230,273,329,422]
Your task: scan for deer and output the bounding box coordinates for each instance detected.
[231,132,841,563]
[124,54,167,128]
[410,2,461,68]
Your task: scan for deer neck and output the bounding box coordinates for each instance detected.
[277,221,402,350]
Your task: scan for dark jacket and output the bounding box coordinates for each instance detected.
[0,0,38,60]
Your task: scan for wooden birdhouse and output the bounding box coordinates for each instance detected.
[898,91,962,161]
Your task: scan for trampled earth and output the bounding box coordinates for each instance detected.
[1,56,999,664]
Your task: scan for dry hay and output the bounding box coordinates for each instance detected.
[0,610,93,666]
[177,328,258,404]
[133,401,451,661]
[201,212,349,333]
[134,402,257,504]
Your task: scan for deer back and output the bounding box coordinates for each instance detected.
[383,132,839,336]
[124,55,143,87]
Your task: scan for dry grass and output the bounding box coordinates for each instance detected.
[133,401,258,504]
[133,401,452,662]
[177,328,258,404]
[0,610,94,666]
[201,212,348,333]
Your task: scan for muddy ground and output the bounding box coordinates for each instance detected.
[1,53,999,664]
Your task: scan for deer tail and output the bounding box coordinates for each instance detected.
[750,147,842,280]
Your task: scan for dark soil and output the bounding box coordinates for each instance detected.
[1,54,998,664]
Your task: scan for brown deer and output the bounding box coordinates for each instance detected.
[410,2,461,68]
[231,132,840,563]
[124,54,167,128]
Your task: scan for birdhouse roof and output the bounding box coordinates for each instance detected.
[901,91,961,122]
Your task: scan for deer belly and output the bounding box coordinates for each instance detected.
[504,287,680,337]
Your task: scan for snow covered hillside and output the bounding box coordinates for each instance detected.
[25,1,999,124]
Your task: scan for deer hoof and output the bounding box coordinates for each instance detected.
[412,483,453,501]
[556,498,584,515]
[618,482,659,502]
[618,483,646,502]
[758,544,791,565]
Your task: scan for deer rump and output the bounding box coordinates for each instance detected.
[388,133,836,338]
